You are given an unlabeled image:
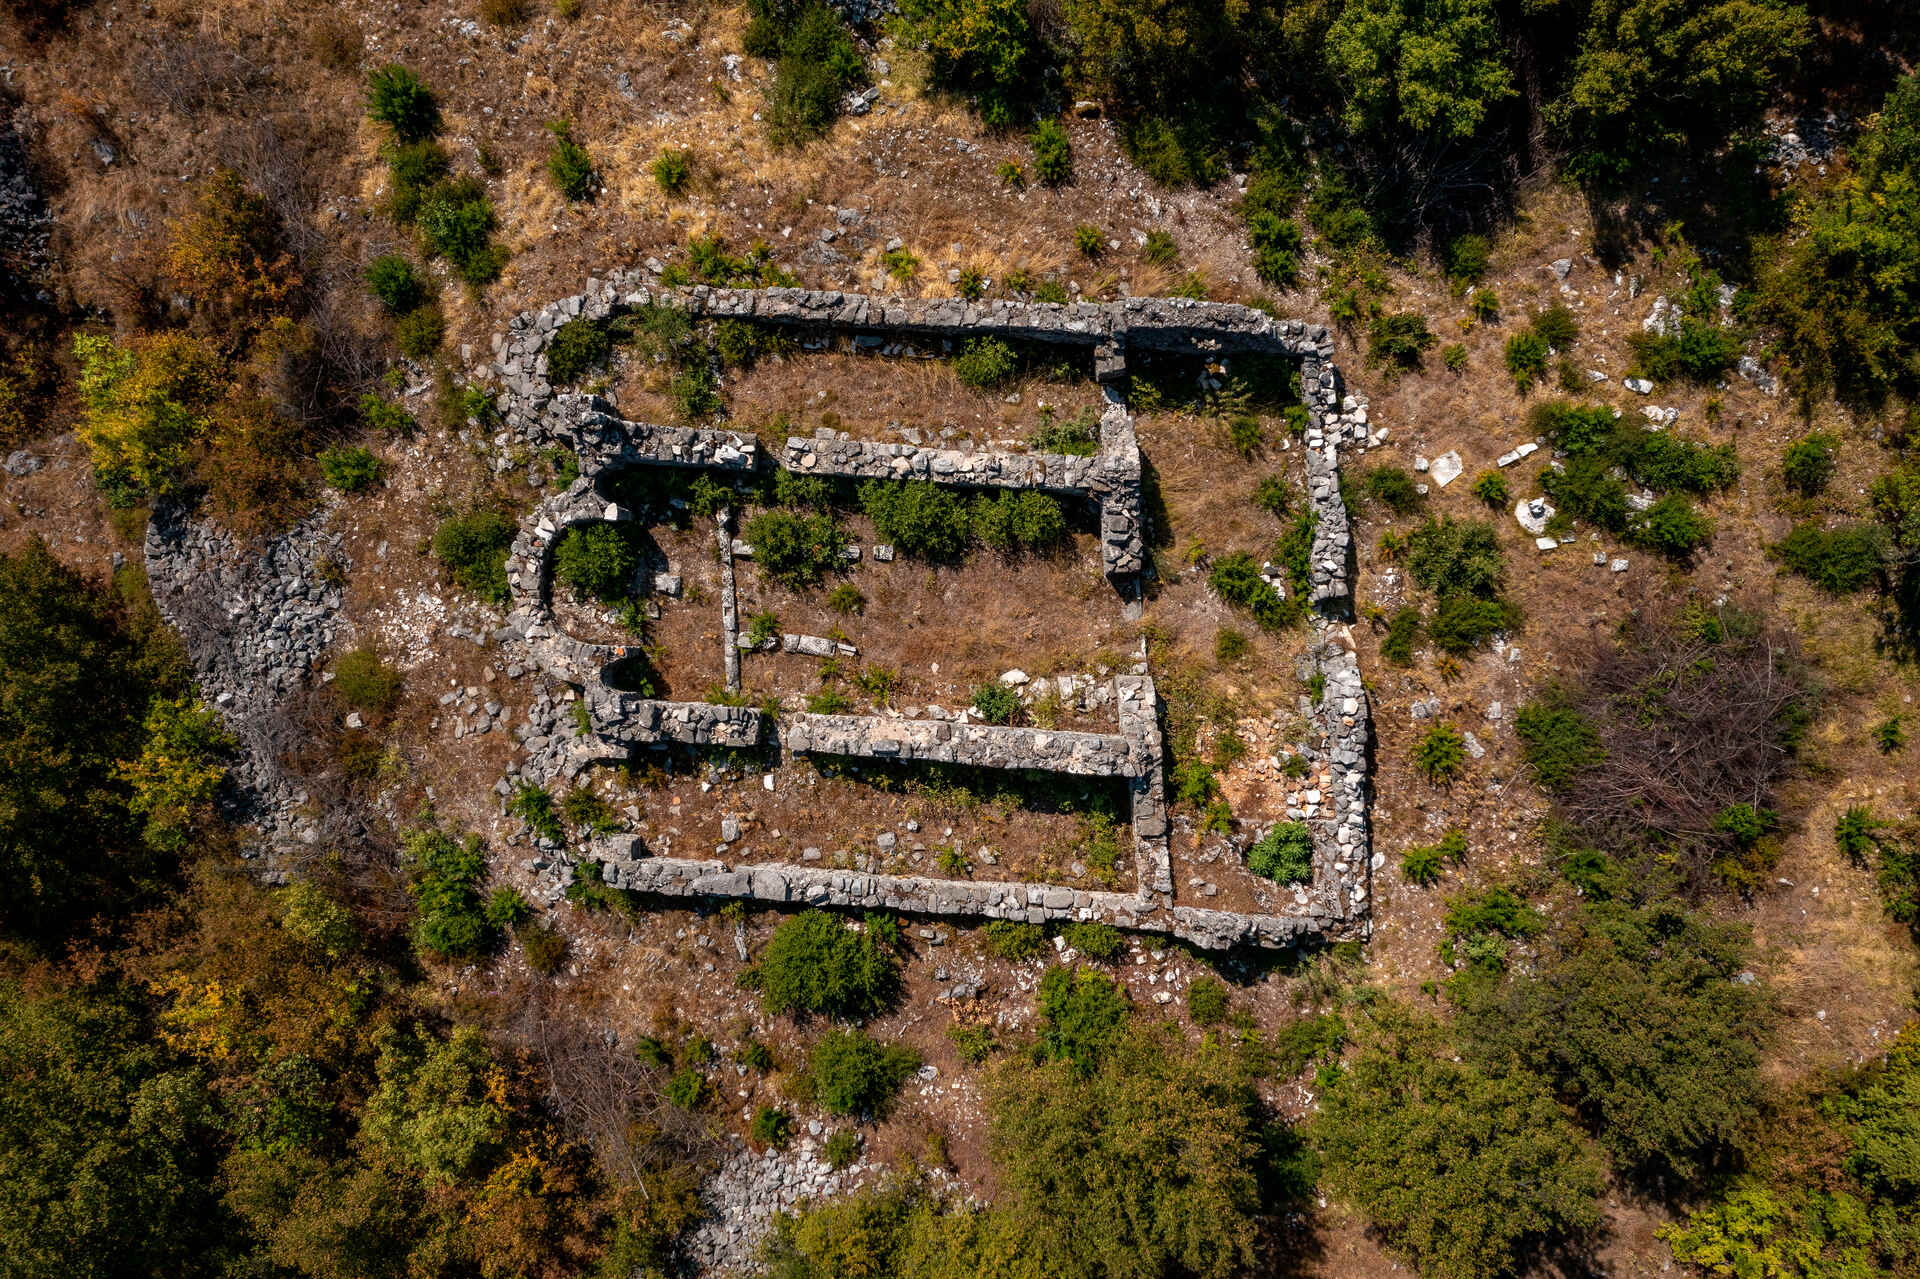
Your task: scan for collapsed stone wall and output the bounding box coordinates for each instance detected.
[489,280,1372,950]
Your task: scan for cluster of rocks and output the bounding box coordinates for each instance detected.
[685,1141,869,1274]
[143,502,348,850]
[0,104,51,305]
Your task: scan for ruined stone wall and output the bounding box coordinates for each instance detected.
[488,278,1374,950]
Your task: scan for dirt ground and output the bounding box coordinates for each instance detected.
[6,2,1920,1276]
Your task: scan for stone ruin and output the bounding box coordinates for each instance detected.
[488,278,1378,950]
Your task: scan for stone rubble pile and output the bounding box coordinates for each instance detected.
[143,502,348,851]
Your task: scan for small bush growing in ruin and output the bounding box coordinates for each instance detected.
[1248,821,1313,884]
[745,510,848,589]
[1782,432,1837,496]
[546,318,611,384]
[1061,921,1124,962]
[953,336,1018,389]
[984,919,1046,960]
[971,682,1020,724]
[553,523,639,601]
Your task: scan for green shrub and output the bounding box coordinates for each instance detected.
[1528,399,1616,455]
[544,120,593,199]
[1142,228,1178,265]
[553,523,639,601]
[393,305,445,359]
[1248,821,1313,884]
[335,647,402,713]
[1629,321,1742,385]
[1406,516,1504,598]
[1427,595,1520,655]
[365,254,428,314]
[670,363,722,421]
[431,507,517,601]
[971,682,1019,724]
[1874,715,1906,754]
[1069,224,1103,258]
[403,826,495,958]
[1782,432,1837,496]
[970,490,1067,556]
[1413,723,1468,784]
[1253,475,1293,517]
[751,911,900,1020]
[1539,456,1627,533]
[1442,343,1468,372]
[1471,470,1509,507]
[1060,921,1124,962]
[652,148,692,194]
[1215,627,1250,662]
[367,64,439,142]
[666,1067,712,1109]
[1224,415,1264,456]
[418,176,506,284]
[1630,494,1713,558]
[545,318,611,385]
[750,1105,793,1148]
[861,480,972,560]
[1037,965,1128,1074]
[1208,551,1298,633]
[1469,287,1500,321]
[1505,330,1549,391]
[483,886,533,929]
[1444,233,1489,282]
[1364,465,1423,514]
[508,782,565,844]
[318,445,383,493]
[1368,311,1435,369]
[827,583,865,615]
[744,610,780,649]
[983,918,1046,960]
[807,688,852,714]
[1402,843,1445,885]
[1381,606,1421,666]
[744,509,848,589]
[1441,885,1546,972]
[1775,522,1887,593]
[1248,210,1303,289]
[1514,701,1603,789]
[1186,975,1229,1025]
[953,336,1018,389]
[808,1028,920,1116]
[383,139,450,223]
[1031,118,1072,185]
[1627,432,1739,494]
[763,3,865,147]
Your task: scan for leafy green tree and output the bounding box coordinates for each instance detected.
[1456,901,1772,1184]
[121,697,233,854]
[1548,0,1809,182]
[744,509,849,589]
[403,826,496,959]
[0,540,186,943]
[362,1025,506,1184]
[1325,0,1513,143]
[900,0,1037,123]
[0,985,226,1279]
[987,1023,1267,1279]
[1036,965,1128,1074]
[431,508,517,602]
[1310,1006,1605,1279]
[553,523,640,601]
